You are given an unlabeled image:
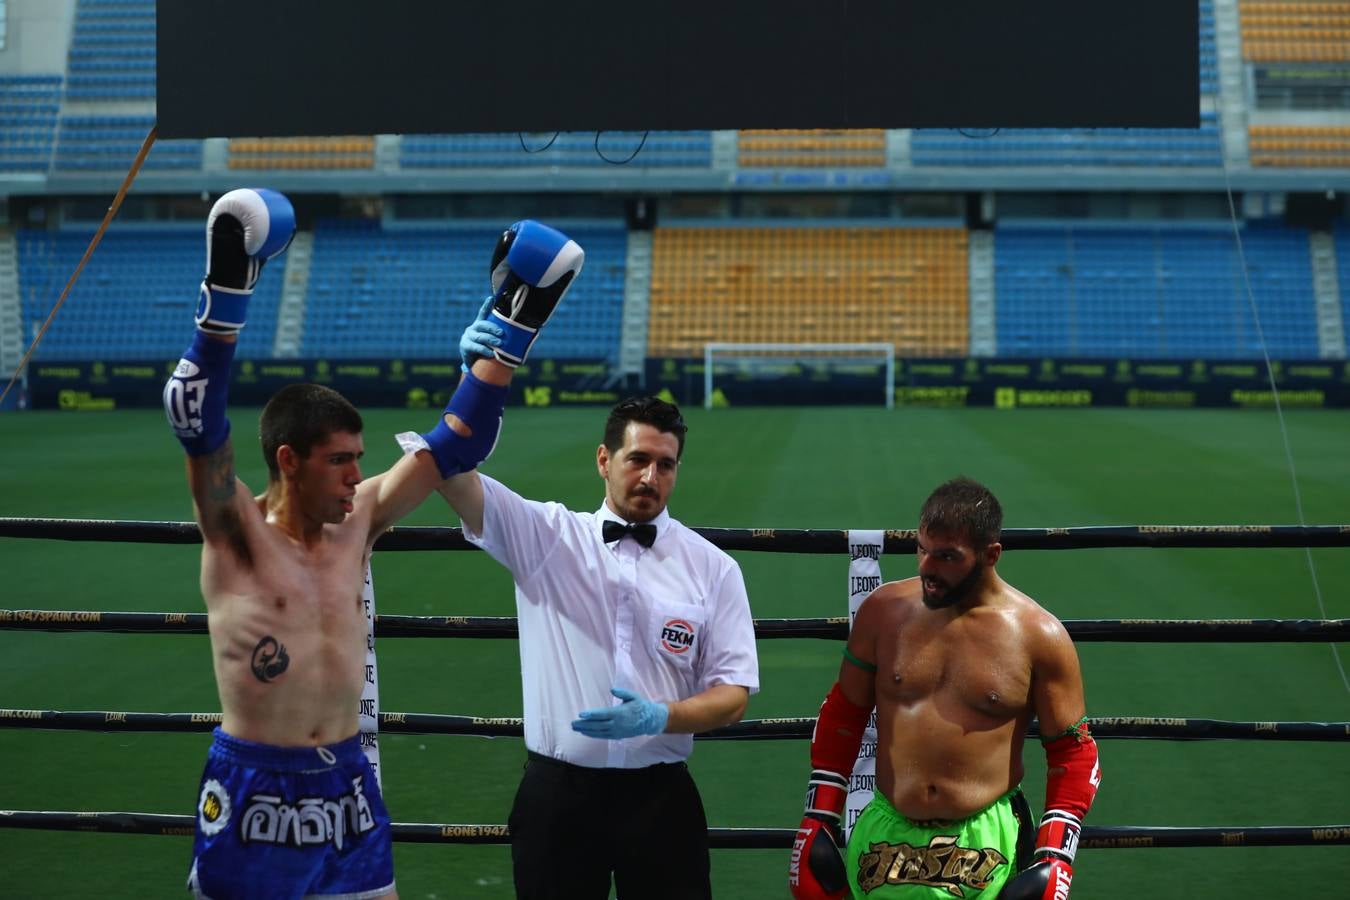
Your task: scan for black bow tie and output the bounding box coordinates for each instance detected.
[602,519,657,548]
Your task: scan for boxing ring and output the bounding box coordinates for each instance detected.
[2,517,1349,855]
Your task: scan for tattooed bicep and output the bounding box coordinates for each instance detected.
[194,442,253,567]
[205,442,238,503]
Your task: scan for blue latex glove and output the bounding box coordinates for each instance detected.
[570,687,670,740]
[459,295,504,372]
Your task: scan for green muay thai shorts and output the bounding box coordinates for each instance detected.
[844,787,1033,898]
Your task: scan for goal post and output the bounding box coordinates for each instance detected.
[702,342,895,409]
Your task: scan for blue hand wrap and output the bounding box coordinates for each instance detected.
[163,331,235,456]
[491,317,536,365]
[420,370,508,478]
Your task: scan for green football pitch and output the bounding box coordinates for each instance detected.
[2,406,1348,898]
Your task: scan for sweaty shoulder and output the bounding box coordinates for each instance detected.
[854,577,922,627]
[1004,585,1073,656]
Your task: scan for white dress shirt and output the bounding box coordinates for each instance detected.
[464,474,760,769]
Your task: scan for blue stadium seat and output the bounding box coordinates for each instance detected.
[1334,226,1350,358]
[398,132,712,170]
[301,222,628,359]
[0,76,62,173]
[995,223,1319,358]
[17,228,282,361]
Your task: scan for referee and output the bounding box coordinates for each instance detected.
[437,393,760,900]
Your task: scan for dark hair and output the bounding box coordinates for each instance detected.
[259,384,363,480]
[603,396,688,459]
[919,476,1003,549]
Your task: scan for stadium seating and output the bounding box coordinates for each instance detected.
[1334,224,1350,356]
[229,137,376,171]
[1239,0,1350,63]
[736,130,886,168]
[647,226,969,357]
[911,120,1225,168]
[0,75,62,173]
[55,116,203,171]
[300,222,628,359]
[994,223,1320,358]
[398,132,712,169]
[16,228,283,360]
[64,0,157,101]
[1248,124,1350,167]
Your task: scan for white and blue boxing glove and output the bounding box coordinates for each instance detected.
[194,188,296,335]
[164,189,294,456]
[487,220,583,367]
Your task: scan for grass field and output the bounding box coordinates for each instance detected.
[2,405,1349,899]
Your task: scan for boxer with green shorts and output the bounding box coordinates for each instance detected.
[788,478,1100,900]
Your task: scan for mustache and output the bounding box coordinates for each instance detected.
[632,486,658,497]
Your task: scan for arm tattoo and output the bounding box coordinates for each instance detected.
[198,442,252,567]
[250,636,290,682]
[206,443,237,503]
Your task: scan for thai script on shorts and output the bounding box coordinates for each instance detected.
[239,776,376,850]
[856,833,1007,896]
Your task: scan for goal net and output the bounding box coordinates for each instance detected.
[702,343,895,409]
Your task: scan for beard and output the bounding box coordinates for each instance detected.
[612,485,662,523]
[921,560,984,609]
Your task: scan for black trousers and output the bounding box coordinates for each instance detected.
[509,751,711,900]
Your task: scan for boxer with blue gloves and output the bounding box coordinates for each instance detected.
[166,193,582,900]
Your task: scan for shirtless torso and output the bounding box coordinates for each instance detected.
[842,570,1085,822]
[203,495,372,746]
[191,423,440,748]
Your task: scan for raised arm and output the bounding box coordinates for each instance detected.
[411,220,584,536]
[163,189,294,551]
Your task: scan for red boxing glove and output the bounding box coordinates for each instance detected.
[789,683,871,899]
[999,854,1073,900]
[1005,720,1099,898]
[789,771,848,900]
[1002,810,1078,898]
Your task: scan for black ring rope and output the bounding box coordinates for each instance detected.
[2,609,1347,643]
[2,518,1348,551]
[2,709,1346,742]
[1,811,1347,849]
[5,518,1348,856]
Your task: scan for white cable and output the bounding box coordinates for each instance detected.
[1216,111,1349,693]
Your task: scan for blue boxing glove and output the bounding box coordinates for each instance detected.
[487,220,583,367]
[459,295,504,372]
[571,687,669,740]
[195,188,296,335]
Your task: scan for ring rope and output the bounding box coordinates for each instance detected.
[6,519,1346,859]
[1,811,1346,849]
[3,609,1348,642]
[2,709,1346,742]
[2,518,1349,551]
